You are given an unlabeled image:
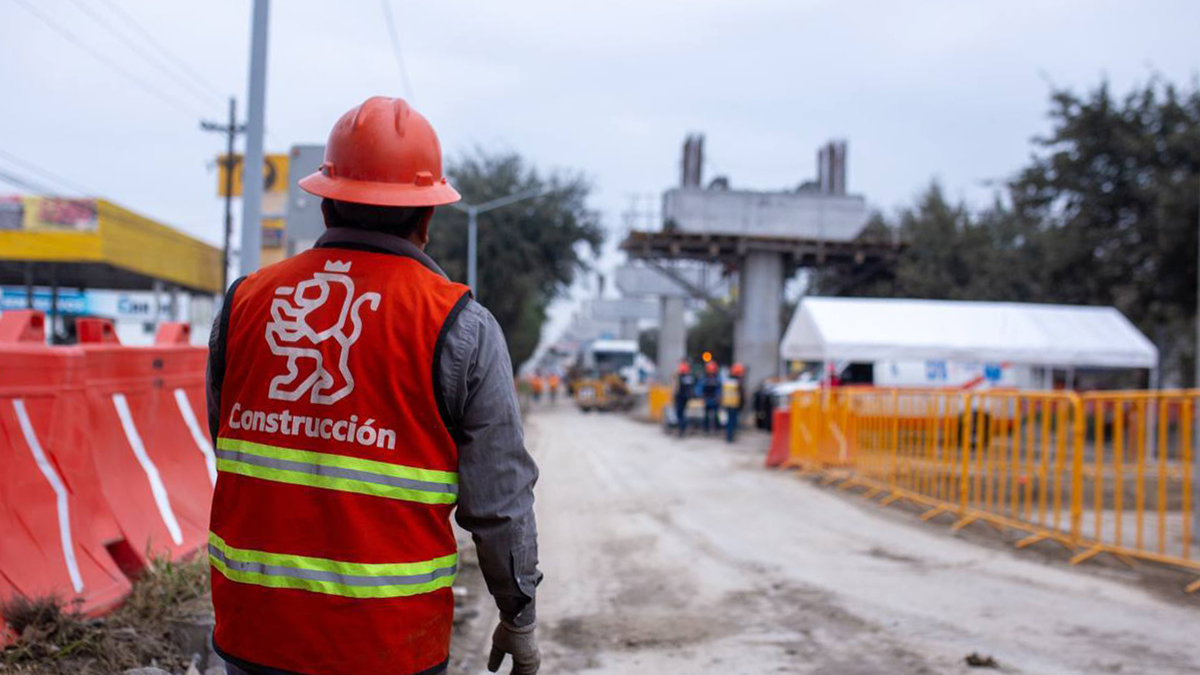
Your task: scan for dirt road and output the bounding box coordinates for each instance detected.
[464,404,1200,674]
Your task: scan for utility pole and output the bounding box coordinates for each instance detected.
[200,98,245,290]
[450,187,549,297]
[239,0,269,276]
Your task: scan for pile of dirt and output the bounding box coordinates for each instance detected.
[1,559,212,675]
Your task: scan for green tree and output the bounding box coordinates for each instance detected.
[638,328,659,364]
[819,184,991,299]
[687,302,735,365]
[818,78,1200,383]
[684,300,795,368]
[892,183,978,299]
[1010,79,1200,379]
[426,150,604,370]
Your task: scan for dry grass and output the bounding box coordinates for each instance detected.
[1,558,211,675]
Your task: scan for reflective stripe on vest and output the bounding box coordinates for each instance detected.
[721,379,741,408]
[215,437,458,505]
[209,532,457,599]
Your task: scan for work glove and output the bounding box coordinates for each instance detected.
[487,619,540,675]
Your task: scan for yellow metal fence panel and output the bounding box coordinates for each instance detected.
[778,387,1200,590]
[1071,391,1197,570]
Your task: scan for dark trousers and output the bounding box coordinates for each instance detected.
[703,404,719,434]
[675,399,689,437]
[725,407,740,443]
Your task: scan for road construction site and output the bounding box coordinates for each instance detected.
[452,403,1200,675]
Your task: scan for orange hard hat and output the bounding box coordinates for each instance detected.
[731,363,745,376]
[299,97,460,208]
[705,361,718,374]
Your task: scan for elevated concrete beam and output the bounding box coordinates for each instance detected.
[615,264,710,298]
[587,298,659,322]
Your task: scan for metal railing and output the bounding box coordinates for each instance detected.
[787,388,1200,592]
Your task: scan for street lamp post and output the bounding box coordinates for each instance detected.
[451,187,548,295]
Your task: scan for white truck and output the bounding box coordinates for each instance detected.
[574,338,655,394]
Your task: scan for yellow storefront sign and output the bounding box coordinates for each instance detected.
[217,153,290,197]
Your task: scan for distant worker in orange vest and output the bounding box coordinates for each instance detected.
[547,373,561,403]
[206,97,542,675]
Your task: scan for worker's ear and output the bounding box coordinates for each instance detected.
[412,207,435,249]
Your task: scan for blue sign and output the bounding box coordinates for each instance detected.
[116,295,154,317]
[925,360,948,381]
[1,288,89,315]
[984,363,1003,383]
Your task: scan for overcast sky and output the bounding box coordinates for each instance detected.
[1,0,1197,348]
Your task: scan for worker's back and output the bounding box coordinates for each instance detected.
[701,373,721,404]
[675,371,697,401]
[210,245,469,675]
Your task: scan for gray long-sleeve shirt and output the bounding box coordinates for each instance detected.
[206,226,541,627]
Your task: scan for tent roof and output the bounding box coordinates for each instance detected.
[780,297,1158,369]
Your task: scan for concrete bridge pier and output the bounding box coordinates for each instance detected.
[734,251,784,394]
[658,296,686,377]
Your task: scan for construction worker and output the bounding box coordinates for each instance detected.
[722,363,747,443]
[547,373,560,404]
[530,374,544,403]
[701,360,721,435]
[206,97,541,675]
[673,359,696,437]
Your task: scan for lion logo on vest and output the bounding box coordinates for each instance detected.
[265,260,381,405]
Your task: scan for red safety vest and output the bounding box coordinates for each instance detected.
[210,246,469,675]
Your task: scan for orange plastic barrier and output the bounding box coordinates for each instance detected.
[0,311,132,619]
[80,321,214,563]
[0,311,214,624]
[765,409,791,468]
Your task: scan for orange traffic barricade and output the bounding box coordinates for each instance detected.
[78,319,214,564]
[0,311,132,620]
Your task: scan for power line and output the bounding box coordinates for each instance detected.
[65,0,219,108]
[0,166,59,196]
[0,162,218,252]
[0,149,95,196]
[93,0,226,100]
[380,0,416,102]
[11,0,205,117]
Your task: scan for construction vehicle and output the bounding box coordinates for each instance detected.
[570,339,649,412]
[574,372,635,413]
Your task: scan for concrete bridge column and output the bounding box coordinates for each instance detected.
[659,296,686,379]
[734,251,783,394]
[619,317,640,340]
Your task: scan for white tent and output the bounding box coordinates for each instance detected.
[780,298,1157,370]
